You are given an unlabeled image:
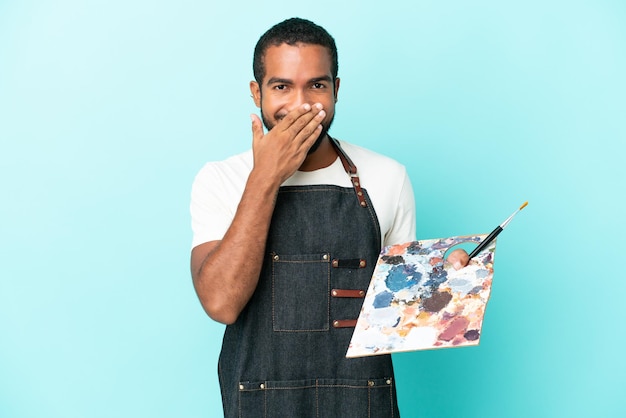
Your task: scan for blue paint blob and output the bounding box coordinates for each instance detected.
[424,268,448,288]
[385,265,421,291]
[476,269,489,279]
[373,291,394,308]
[406,242,422,255]
[469,285,482,294]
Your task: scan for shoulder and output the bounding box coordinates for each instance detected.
[336,140,407,178]
[193,149,253,185]
[192,149,253,198]
[334,139,415,246]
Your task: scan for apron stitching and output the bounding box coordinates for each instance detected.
[368,384,371,418]
[389,380,394,418]
[315,379,319,418]
[271,260,275,332]
[264,383,267,418]
[326,261,330,329]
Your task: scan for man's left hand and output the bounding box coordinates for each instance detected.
[447,249,469,270]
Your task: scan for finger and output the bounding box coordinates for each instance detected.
[301,124,323,151]
[250,114,264,146]
[278,103,326,138]
[291,108,325,147]
[276,103,314,131]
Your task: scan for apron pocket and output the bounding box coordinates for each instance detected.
[272,253,330,332]
[238,378,396,418]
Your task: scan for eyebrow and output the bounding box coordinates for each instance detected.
[266,77,293,86]
[309,76,333,84]
[265,75,333,87]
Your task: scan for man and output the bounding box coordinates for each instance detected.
[190,18,467,417]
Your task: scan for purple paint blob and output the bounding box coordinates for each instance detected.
[421,291,452,313]
[464,329,480,341]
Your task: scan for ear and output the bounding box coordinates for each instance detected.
[334,77,341,102]
[250,81,261,108]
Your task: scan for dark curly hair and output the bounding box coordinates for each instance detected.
[253,18,338,85]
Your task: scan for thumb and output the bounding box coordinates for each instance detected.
[250,114,264,145]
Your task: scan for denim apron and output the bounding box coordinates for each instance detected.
[218,138,400,417]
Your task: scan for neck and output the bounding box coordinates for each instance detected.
[298,135,337,172]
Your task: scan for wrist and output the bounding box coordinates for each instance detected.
[246,168,283,196]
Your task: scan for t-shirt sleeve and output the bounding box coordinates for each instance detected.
[383,169,416,246]
[190,163,237,249]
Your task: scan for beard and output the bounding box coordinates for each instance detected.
[260,106,335,155]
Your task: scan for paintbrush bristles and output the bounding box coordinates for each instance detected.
[520,201,528,210]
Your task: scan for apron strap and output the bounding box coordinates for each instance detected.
[329,136,368,208]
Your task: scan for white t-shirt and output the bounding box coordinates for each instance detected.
[190,140,416,249]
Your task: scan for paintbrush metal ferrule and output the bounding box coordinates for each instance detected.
[500,201,528,229]
[500,212,517,229]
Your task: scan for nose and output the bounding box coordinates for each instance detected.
[289,89,310,110]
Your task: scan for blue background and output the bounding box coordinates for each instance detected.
[1,1,624,417]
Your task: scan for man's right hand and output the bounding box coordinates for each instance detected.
[250,102,326,185]
[191,103,327,325]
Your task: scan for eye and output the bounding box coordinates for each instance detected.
[312,82,325,89]
[273,84,287,90]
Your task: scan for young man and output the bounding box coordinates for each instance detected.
[190,18,468,417]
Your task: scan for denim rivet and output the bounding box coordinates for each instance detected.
[368,380,374,387]
[386,379,392,385]
[239,384,244,390]
[273,254,279,261]
[360,201,367,207]
[322,254,328,260]
[260,383,265,389]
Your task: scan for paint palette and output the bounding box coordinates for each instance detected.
[346,235,496,358]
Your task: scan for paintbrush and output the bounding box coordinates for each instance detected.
[467,201,528,260]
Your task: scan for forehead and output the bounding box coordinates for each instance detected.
[262,43,332,82]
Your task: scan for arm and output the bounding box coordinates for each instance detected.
[190,103,326,324]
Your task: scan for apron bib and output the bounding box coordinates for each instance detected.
[218,139,400,418]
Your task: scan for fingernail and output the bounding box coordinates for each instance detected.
[318,110,326,118]
[303,103,311,111]
[314,103,323,110]
[453,261,462,270]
